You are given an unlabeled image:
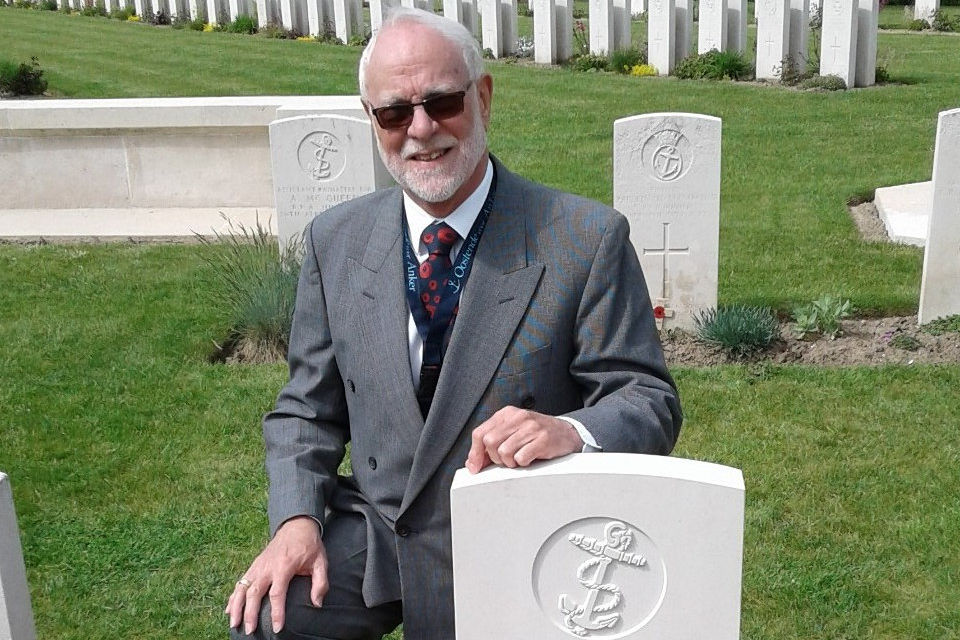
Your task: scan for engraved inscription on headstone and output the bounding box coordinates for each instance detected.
[269,114,393,252]
[614,113,721,330]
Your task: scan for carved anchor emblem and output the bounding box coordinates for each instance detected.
[558,521,646,636]
[310,133,339,180]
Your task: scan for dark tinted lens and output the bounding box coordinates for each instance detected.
[422,92,466,121]
[376,105,415,129]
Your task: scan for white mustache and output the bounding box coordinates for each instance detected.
[401,136,458,160]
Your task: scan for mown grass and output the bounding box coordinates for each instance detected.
[1,7,959,640]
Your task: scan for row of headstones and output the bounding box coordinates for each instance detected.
[271,105,960,330]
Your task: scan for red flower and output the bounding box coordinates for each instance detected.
[653,306,666,319]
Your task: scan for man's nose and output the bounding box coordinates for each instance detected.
[406,103,440,139]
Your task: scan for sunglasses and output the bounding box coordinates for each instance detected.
[370,87,470,130]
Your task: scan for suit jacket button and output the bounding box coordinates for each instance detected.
[396,524,410,537]
[347,379,356,393]
[368,457,377,470]
[521,395,535,409]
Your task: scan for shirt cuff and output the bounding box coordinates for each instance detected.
[557,416,602,452]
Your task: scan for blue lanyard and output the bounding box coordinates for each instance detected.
[402,169,498,365]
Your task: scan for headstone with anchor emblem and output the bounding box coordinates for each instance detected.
[269,114,393,254]
[613,113,721,331]
[451,454,744,639]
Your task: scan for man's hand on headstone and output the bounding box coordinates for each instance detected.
[465,407,583,473]
[225,516,328,635]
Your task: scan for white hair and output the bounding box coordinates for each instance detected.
[358,7,485,101]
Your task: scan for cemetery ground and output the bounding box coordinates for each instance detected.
[2,7,960,640]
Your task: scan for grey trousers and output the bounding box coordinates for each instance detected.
[230,513,403,640]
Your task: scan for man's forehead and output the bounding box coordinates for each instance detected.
[366,25,468,100]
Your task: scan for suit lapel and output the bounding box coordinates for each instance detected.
[401,164,545,512]
[355,190,426,446]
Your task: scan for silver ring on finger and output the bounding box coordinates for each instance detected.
[236,578,252,588]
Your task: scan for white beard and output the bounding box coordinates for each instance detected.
[378,107,487,204]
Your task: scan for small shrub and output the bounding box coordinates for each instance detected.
[39,0,59,10]
[792,294,852,339]
[874,63,890,83]
[145,9,170,24]
[799,73,847,90]
[931,9,960,30]
[777,55,810,86]
[629,63,657,77]
[888,333,921,351]
[127,12,141,20]
[347,32,369,46]
[111,5,133,19]
[13,0,34,8]
[908,18,929,30]
[610,46,645,73]
[198,218,300,364]
[257,22,287,37]
[694,305,780,357]
[515,36,534,58]
[674,49,752,80]
[572,53,610,72]
[571,6,586,18]
[227,13,256,33]
[0,56,48,96]
[188,15,204,29]
[517,1,532,16]
[922,314,960,336]
[79,1,107,16]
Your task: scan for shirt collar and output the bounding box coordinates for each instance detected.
[404,158,494,255]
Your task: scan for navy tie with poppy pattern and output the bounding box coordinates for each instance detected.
[418,222,460,323]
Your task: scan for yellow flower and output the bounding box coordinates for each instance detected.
[127,13,140,20]
[295,35,313,41]
[202,22,214,31]
[630,64,658,77]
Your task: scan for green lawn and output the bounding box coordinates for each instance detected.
[1,7,960,640]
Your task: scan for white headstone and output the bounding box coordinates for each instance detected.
[269,115,393,251]
[612,0,632,51]
[333,0,358,42]
[647,0,676,75]
[854,0,878,88]
[674,0,692,65]
[307,0,333,35]
[915,0,938,21]
[501,0,519,56]
[589,0,614,54]
[188,0,204,20]
[788,0,809,71]
[919,108,960,325]
[725,0,746,53]
[0,473,36,640]
[480,0,505,56]
[809,0,820,10]
[451,454,745,639]
[554,0,573,60]
[534,0,558,63]
[697,0,727,53]
[613,113,721,330]
[462,0,480,36]
[818,0,858,88]
[755,0,789,81]
[442,0,461,21]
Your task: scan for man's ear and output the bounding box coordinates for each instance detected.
[476,74,493,128]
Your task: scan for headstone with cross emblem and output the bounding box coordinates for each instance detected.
[914,0,938,21]
[818,0,858,88]
[613,113,721,331]
[697,0,727,53]
[534,0,558,63]
[646,0,676,75]
[1,472,36,640]
[269,114,393,253]
[451,454,745,639]
[589,0,615,55]
[755,0,789,81]
[919,108,960,325]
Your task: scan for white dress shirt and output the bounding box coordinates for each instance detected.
[402,159,599,451]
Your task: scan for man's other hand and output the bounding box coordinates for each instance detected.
[225,516,328,635]
[465,406,583,474]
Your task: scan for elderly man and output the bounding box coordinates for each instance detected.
[226,7,681,640]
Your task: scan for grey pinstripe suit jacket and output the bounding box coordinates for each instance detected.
[262,157,682,639]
